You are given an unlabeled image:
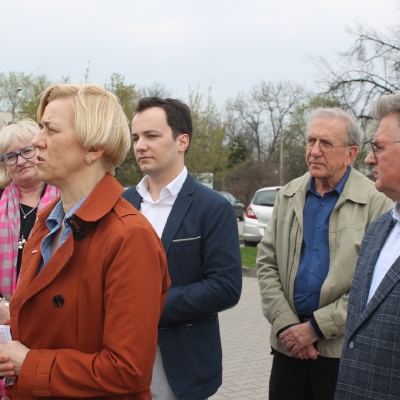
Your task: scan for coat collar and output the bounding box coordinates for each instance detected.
[282,167,374,205]
[36,174,124,225]
[71,174,124,222]
[19,174,125,306]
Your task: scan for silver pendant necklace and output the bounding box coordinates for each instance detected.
[19,203,38,219]
[18,202,40,249]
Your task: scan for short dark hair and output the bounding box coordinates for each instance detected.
[135,97,193,146]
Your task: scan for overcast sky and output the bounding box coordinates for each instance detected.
[1,0,399,108]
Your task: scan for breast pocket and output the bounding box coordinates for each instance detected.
[169,236,203,284]
[172,235,202,246]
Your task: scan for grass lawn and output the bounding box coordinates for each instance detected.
[240,246,258,268]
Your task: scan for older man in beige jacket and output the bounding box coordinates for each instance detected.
[256,107,393,400]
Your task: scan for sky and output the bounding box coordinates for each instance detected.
[1,0,399,109]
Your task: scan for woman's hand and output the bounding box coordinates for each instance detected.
[0,342,29,377]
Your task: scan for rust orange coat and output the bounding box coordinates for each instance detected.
[9,174,170,400]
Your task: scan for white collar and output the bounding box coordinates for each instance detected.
[137,167,188,200]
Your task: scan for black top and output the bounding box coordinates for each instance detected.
[17,203,38,276]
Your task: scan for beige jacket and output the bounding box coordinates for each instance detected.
[256,168,393,358]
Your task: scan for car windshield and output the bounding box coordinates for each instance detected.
[220,192,236,203]
[253,190,278,206]
[224,193,235,202]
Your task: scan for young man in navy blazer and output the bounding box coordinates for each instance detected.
[123,97,242,400]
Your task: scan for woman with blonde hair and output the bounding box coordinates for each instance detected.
[0,84,170,400]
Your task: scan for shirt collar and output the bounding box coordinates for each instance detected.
[46,200,65,231]
[307,166,351,195]
[137,167,188,200]
[392,203,400,223]
[46,197,88,230]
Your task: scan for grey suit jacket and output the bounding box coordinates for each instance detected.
[335,209,400,400]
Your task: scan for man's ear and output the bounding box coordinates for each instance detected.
[178,134,190,153]
[345,145,359,166]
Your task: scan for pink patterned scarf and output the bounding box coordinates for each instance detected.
[0,181,59,297]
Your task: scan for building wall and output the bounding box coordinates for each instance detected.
[0,111,12,128]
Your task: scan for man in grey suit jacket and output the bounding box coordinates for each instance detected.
[334,93,400,399]
[122,97,242,400]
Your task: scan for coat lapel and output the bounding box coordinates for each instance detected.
[122,175,195,255]
[17,220,74,305]
[122,187,142,210]
[365,257,400,314]
[161,174,195,255]
[19,175,123,304]
[351,214,397,331]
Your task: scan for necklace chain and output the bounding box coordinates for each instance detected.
[19,202,39,219]
[18,202,40,249]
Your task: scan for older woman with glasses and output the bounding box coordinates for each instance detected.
[0,120,59,301]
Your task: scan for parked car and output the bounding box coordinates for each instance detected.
[218,191,245,221]
[243,186,282,246]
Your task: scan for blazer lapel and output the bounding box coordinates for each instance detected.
[123,187,142,210]
[352,215,397,331]
[365,257,400,314]
[161,174,195,255]
[123,177,195,255]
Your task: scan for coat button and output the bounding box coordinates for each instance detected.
[348,341,355,350]
[53,295,64,307]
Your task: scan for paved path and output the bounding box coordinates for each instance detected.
[210,275,273,399]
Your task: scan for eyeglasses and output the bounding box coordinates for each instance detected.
[1,146,36,166]
[305,138,348,152]
[369,140,400,158]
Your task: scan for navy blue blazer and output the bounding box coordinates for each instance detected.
[122,173,242,400]
[335,209,400,400]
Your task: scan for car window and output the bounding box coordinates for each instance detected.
[253,190,278,206]
[229,193,236,202]
[220,192,235,203]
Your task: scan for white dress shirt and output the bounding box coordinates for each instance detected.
[136,167,188,238]
[367,203,400,303]
[136,167,188,400]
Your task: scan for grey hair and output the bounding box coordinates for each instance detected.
[0,119,40,188]
[305,107,362,148]
[371,93,400,125]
